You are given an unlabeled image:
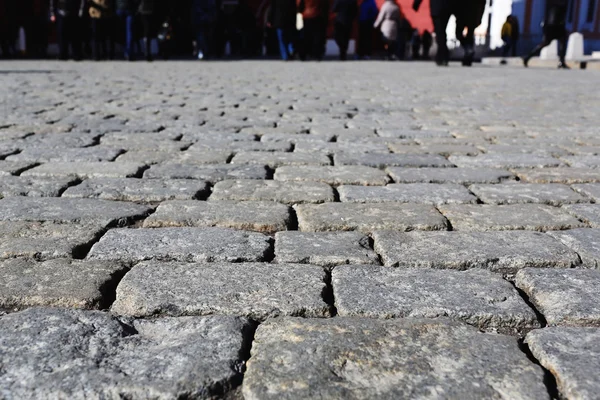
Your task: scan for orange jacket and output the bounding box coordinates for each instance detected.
[298,0,330,20]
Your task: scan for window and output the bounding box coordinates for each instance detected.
[586,0,597,23]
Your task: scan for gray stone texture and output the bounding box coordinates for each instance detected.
[333,153,454,168]
[548,228,600,268]
[274,166,390,186]
[143,200,291,233]
[0,308,251,399]
[0,196,151,226]
[513,168,600,184]
[6,146,122,163]
[469,183,587,206]
[210,179,335,204]
[243,317,547,400]
[88,227,272,263]
[0,161,36,176]
[526,327,600,400]
[439,204,586,231]
[144,163,268,182]
[275,231,379,267]
[333,266,539,333]
[0,258,126,309]
[294,141,389,155]
[561,155,600,168]
[112,261,329,319]
[62,178,209,202]
[116,149,231,165]
[516,268,600,326]
[562,204,600,228]
[295,202,448,233]
[449,154,563,168]
[571,183,600,201]
[388,167,514,184]
[231,151,330,167]
[338,183,478,204]
[0,176,74,197]
[22,161,145,179]
[373,230,580,274]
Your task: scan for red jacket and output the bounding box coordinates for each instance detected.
[299,0,330,19]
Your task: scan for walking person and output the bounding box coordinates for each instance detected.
[89,0,115,60]
[509,15,520,57]
[116,0,136,60]
[374,0,401,60]
[138,0,155,61]
[500,15,513,63]
[332,0,357,60]
[300,0,330,60]
[268,0,297,60]
[356,0,377,59]
[192,0,218,60]
[454,0,485,66]
[50,0,86,60]
[413,0,454,66]
[523,0,570,69]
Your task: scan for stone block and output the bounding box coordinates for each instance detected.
[22,162,145,179]
[231,151,330,167]
[548,228,600,268]
[334,153,453,168]
[6,146,123,163]
[338,183,478,205]
[388,167,514,184]
[449,154,563,168]
[512,168,600,184]
[274,166,390,186]
[144,163,268,182]
[562,204,600,227]
[0,161,37,176]
[210,180,335,204]
[0,176,74,198]
[469,183,587,205]
[571,183,600,201]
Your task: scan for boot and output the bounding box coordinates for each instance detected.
[558,60,570,69]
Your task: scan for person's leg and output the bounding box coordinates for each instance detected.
[71,17,83,60]
[432,14,450,65]
[142,15,152,61]
[125,12,134,59]
[334,22,347,60]
[511,39,518,57]
[557,27,568,68]
[276,28,289,60]
[57,15,69,59]
[92,19,101,60]
[523,32,551,67]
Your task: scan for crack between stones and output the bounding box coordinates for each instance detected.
[323,268,338,317]
[518,339,560,400]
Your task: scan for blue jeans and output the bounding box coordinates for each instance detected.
[276,29,294,60]
[117,10,135,58]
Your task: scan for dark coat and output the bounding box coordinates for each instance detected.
[116,0,136,12]
[50,0,85,16]
[546,0,569,25]
[269,0,297,29]
[333,0,357,26]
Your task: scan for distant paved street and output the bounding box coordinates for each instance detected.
[1,60,600,399]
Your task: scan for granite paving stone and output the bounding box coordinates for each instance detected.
[389,143,480,156]
[6,146,123,163]
[111,261,329,319]
[571,183,600,201]
[0,176,74,197]
[0,196,151,226]
[188,140,292,153]
[516,268,600,326]
[243,317,547,400]
[143,200,291,233]
[294,141,390,154]
[449,153,563,168]
[0,259,127,310]
[387,167,514,184]
[548,228,600,268]
[439,204,586,231]
[333,266,539,333]
[562,204,600,227]
[338,183,478,204]
[512,167,600,184]
[209,179,335,204]
[333,153,454,168]
[62,178,209,202]
[469,183,587,206]
[87,227,272,263]
[22,161,146,179]
[274,166,390,186]
[0,221,105,260]
[116,149,232,165]
[560,155,600,168]
[144,163,268,182]
[19,132,98,148]
[295,202,448,233]
[0,160,37,176]
[99,137,190,152]
[0,308,251,398]
[231,151,331,167]
[525,327,600,400]
[373,230,580,273]
[275,231,379,267]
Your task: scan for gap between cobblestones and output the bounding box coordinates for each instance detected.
[518,339,560,400]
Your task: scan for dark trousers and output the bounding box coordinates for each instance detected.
[511,39,518,57]
[432,13,451,64]
[57,15,82,60]
[117,10,135,58]
[141,14,153,60]
[357,21,373,58]
[303,17,326,60]
[25,17,49,57]
[501,36,514,57]
[334,22,351,60]
[194,21,215,57]
[276,28,294,60]
[92,18,115,60]
[525,24,567,63]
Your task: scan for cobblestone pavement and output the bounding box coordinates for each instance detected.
[1,61,600,399]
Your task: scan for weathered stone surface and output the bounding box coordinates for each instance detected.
[334,153,453,168]
[562,204,600,228]
[295,203,448,233]
[144,163,268,182]
[243,317,547,400]
[0,176,74,197]
[387,167,514,184]
[6,146,122,163]
[526,327,600,400]
[0,308,251,398]
[112,261,329,319]
[548,228,600,268]
[388,143,479,156]
[469,183,587,206]
[294,141,389,154]
[373,230,580,273]
[143,200,291,233]
[0,161,36,176]
[210,179,335,204]
[275,166,390,186]
[333,266,539,333]
[516,268,600,326]
[449,154,563,168]
[231,151,330,167]
[275,231,379,267]
[0,143,19,158]
[439,204,586,231]
[20,132,97,148]
[116,150,231,165]
[512,168,600,184]
[88,227,272,263]
[377,128,453,138]
[188,140,292,153]
[571,183,600,201]
[100,137,189,152]
[62,178,209,202]
[480,144,568,156]
[561,155,600,168]
[0,259,126,309]
[338,183,478,205]
[22,162,145,179]
[0,221,105,260]
[0,197,151,225]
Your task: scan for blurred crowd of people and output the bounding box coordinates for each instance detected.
[0,0,435,62]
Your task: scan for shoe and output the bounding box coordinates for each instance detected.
[558,62,570,69]
[197,51,204,60]
[523,57,529,68]
[500,59,507,65]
